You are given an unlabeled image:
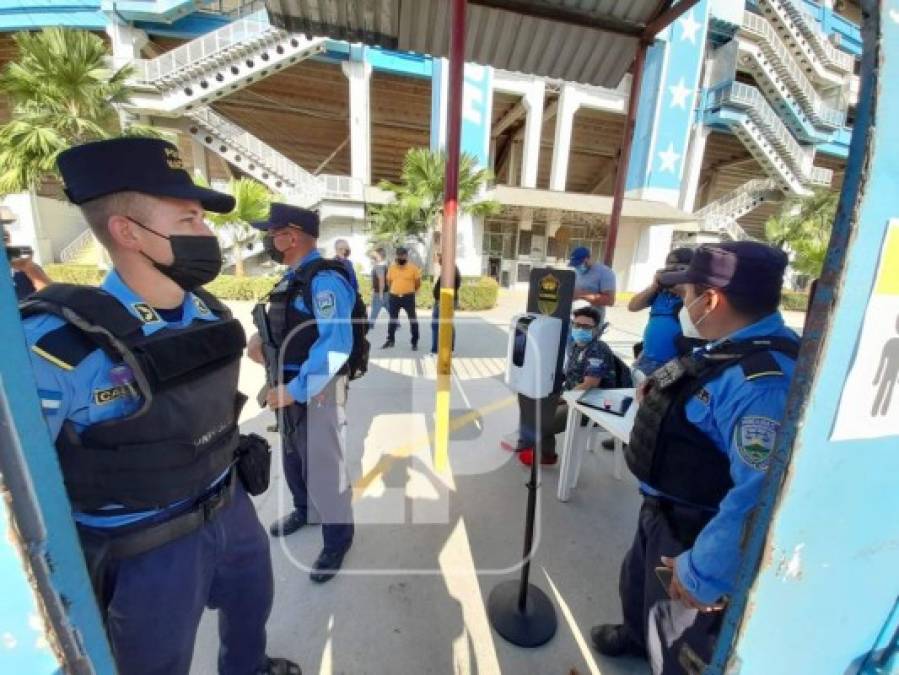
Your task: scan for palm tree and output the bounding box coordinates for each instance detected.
[205,178,273,277]
[371,148,500,268]
[0,28,146,193]
[765,189,838,278]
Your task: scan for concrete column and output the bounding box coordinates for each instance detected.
[520,81,545,189]
[507,139,520,186]
[191,138,209,183]
[625,0,711,207]
[680,123,710,212]
[342,51,373,185]
[549,83,581,192]
[106,20,149,129]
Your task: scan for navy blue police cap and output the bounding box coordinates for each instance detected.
[659,241,788,298]
[252,202,319,238]
[56,138,235,213]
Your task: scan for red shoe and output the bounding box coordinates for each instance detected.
[517,449,558,467]
[500,432,526,452]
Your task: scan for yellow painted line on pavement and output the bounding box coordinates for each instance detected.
[352,394,516,501]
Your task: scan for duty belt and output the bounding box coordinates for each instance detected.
[83,470,237,560]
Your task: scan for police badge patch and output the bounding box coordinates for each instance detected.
[315,290,336,318]
[192,295,210,315]
[735,416,780,470]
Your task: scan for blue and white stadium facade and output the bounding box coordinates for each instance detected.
[0,0,861,291]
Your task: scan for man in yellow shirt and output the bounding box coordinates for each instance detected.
[383,246,421,350]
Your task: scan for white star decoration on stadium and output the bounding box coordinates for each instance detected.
[658,143,681,173]
[679,10,701,44]
[669,77,692,109]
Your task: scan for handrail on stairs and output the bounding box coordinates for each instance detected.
[780,0,855,73]
[740,12,845,128]
[132,8,273,85]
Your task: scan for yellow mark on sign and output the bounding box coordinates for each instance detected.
[874,225,899,295]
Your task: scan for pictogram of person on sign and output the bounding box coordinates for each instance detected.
[872,314,899,416]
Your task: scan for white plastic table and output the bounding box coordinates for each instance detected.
[557,388,637,502]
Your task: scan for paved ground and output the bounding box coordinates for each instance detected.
[190,291,805,675]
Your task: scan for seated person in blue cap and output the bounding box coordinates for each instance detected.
[20,137,298,675]
[628,247,695,377]
[570,245,616,323]
[591,242,799,675]
[512,306,622,467]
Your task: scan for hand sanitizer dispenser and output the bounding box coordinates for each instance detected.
[505,313,563,399]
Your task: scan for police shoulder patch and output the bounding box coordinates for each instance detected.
[192,295,210,315]
[315,290,336,318]
[131,302,161,324]
[587,358,603,367]
[735,416,780,470]
[696,387,711,405]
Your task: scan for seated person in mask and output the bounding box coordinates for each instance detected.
[516,306,618,467]
[628,248,694,377]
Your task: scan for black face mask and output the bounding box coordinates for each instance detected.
[129,218,222,291]
[397,258,407,265]
[263,233,285,264]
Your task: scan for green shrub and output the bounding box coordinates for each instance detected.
[781,291,810,312]
[44,264,498,309]
[45,264,105,285]
[46,265,279,301]
[203,275,278,301]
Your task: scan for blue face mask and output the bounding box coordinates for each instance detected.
[571,327,594,344]
[576,263,589,274]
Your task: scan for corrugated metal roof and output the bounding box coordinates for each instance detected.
[264,0,664,88]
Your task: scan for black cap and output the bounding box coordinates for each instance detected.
[57,138,235,213]
[659,241,788,298]
[395,246,409,255]
[252,202,319,238]
[665,247,694,266]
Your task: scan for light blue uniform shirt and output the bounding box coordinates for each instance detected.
[23,270,225,529]
[574,262,616,322]
[283,250,355,403]
[643,312,798,604]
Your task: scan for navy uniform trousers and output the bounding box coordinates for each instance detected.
[620,496,723,675]
[279,377,354,553]
[85,484,273,675]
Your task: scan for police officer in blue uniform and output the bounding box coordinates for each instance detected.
[20,138,299,674]
[248,203,356,583]
[591,242,799,674]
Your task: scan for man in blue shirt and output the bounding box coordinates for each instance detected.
[570,246,616,323]
[249,203,355,583]
[21,138,298,675]
[628,248,694,376]
[591,242,799,675]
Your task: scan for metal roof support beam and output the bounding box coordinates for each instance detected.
[468,0,645,38]
[642,0,702,39]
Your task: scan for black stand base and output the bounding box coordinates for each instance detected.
[487,579,558,647]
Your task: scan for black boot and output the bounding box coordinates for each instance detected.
[258,657,301,674]
[309,547,349,584]
[381,339,395,348]
[269,511,306,537]
[590,624,643,657]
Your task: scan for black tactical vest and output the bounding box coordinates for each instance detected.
[256,259,369,379]
[21,284,247,513]
[626,337,799,510]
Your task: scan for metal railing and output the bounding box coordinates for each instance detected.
[782,0,855,72]
[190,108,366,205]
[190,107,323,202]
[808,165,834,187]
[741,11,845,128]
[696,179,779,235]
[59,229,97,264]
[132,8,275,85]
[708,82,813,175]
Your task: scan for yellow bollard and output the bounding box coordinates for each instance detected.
[434,286,455,472]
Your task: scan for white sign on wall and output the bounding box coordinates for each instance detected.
[831,220,899,440]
